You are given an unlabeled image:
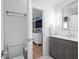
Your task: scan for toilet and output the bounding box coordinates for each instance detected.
[7,43,26,59]
[38,55,54,59]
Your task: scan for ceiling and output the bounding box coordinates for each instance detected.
[32,0,78,7]
[32,0,78,15]
[32,0,65,8]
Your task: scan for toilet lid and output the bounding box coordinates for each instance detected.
[11,55,24,59]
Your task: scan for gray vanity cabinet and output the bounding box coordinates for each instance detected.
[64,46,73,59]
[73,42,78,59]
[49,37,78,59]
[56,43,65,59]
[49,38,57,59]
[57,38,74,59]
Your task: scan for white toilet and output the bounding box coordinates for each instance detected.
[7,43,26,59]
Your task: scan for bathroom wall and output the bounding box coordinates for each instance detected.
[33,8,42,21]
[43,9,56,55]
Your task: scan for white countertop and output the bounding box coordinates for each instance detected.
[50,34,78,42]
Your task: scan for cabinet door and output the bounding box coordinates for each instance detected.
[73,47,78,59]
[56,39,74,59]
[64,46,74,59]
[49,38,57,59]
[73,42,78,59]
[56,43,65,59]
[3,0,27,13]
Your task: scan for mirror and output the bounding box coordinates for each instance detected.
[62,0,78,30]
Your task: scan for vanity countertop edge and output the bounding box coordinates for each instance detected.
[50,35,78,42]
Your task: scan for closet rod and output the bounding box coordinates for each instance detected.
[5,11,27,16]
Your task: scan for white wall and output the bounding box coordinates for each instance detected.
[33,8,42,21]
[32,1,56,55]
[3,0,27,14]
[43,9,56,55]
[55,7,63,30]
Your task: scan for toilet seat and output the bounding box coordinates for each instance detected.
[11,55,24,59]
[38,55,54,59]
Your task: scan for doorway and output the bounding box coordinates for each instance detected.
[32,8,43,59]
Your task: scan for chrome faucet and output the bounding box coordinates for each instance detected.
[66,31,70,37]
